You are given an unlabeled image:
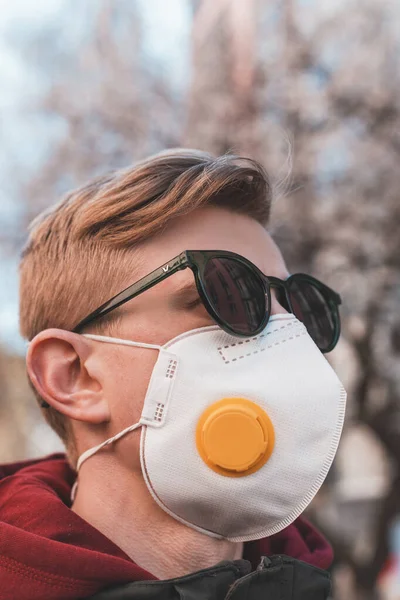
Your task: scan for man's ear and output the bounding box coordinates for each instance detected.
[27,329,111,424]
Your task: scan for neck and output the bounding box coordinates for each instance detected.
[71,458,243,580]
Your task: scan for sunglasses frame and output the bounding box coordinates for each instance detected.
[73,249,341,354]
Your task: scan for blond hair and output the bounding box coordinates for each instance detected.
[19,149,272,456]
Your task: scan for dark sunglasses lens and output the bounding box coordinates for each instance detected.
[202,257,267,335]
[288,279,335,350]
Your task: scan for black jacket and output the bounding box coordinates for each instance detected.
[90,555,332,599]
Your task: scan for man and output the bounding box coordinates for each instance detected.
[0,150,346,599]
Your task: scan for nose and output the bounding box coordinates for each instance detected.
[270,290,289,316]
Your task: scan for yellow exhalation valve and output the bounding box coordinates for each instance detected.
[196,397,275,477]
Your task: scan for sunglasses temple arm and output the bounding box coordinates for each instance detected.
[41,255,188,409]
[73,253,188,333]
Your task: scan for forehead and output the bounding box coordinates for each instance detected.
[134,206,288,279]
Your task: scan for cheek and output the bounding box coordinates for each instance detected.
[130,309,213,347]
[105,347,159,472]
[107,347,159,428]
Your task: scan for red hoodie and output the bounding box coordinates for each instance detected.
[0,454,333,600]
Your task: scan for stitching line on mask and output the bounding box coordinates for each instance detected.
[218,326,307,364]
[220,321,294,351]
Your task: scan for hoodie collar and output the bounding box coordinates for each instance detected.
[0,454,332,599]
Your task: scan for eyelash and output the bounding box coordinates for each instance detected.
[185,296,203,310]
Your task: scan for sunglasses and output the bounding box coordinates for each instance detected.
[74,250,341,353]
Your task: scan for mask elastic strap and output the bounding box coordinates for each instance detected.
[74,333,160,472]
[83,333,162,351]
[71,333,161,502]
[76,422,143,472]
[71,421,143,502]
[28,333,161,356]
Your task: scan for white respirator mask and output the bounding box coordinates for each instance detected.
[74,314,346,542]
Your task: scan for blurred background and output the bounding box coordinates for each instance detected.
[0,0,399,598]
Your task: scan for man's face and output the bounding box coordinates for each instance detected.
[85,205,289,471]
